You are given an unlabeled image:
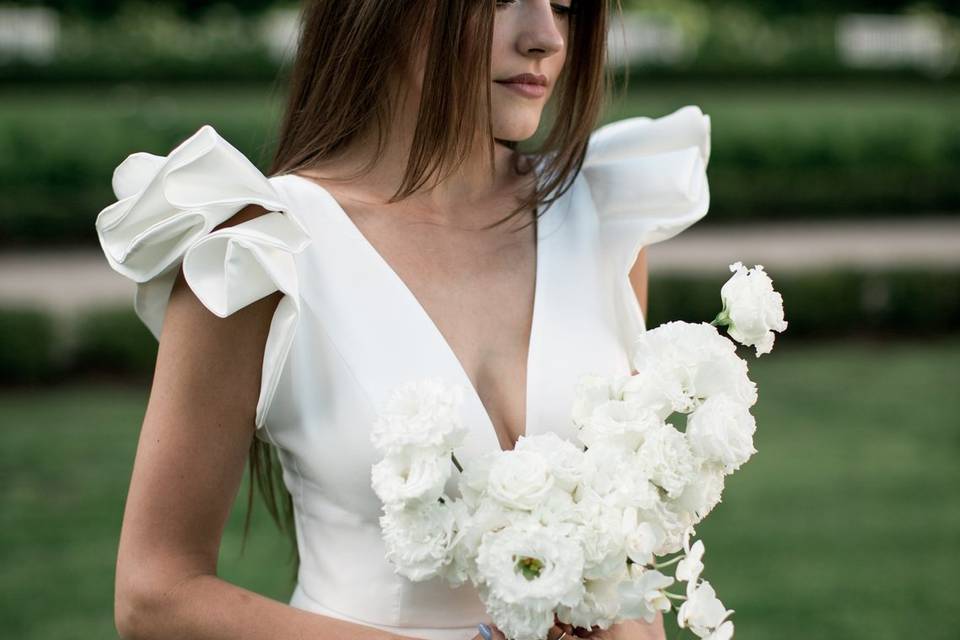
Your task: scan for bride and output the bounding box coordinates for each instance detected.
[99,1,711,639]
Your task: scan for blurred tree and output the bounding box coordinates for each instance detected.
[623,0,958,17]
[16,0,281,19]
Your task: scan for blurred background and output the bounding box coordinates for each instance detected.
[1,0,958,638]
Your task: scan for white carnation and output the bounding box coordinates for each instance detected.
[487,450,556,511]
[577,443,659,510]
[458,450,497,508]
[370,448,451,509]
[617,367,675,420]
[476,521,585,609]
[571,374,620,428]
[578,399,663,451]
[618,565,674,623]
[515,432,586,492]
[379,500,456,581]
[483,591,555,640]
[572,496,628,580]
[557,576,623,630]
[719,261,787,357]
[686,394,757,474]
[370,378,467,455]
[637,423,699,499]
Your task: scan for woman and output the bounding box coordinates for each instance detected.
[96,1,711,639]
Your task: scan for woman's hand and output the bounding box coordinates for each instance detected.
[554,612,666,640]
[471,622,572,640]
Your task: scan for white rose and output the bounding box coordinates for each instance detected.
[370,448,451,509]
[618,565,675,623]
[476,521,585,610]
[718,261,788,357]
[515,432,586,492]
[686,394,757,474]
[487,450,556,511]
[483,590,556,640]
[672,461,726,523]
[379,500,456,581]
[678,580,734,637]
[571,374,620,428]
[637,423,699,499]
[578,399,663,451]
[557,576,623,630]
[370,377,467,455]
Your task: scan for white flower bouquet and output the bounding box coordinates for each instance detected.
[370,263,787,640]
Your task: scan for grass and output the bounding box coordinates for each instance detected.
[2,337,959,639]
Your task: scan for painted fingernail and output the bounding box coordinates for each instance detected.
[478,623,493,640]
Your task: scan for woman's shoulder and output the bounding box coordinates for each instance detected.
[580,104,711,249]
[94,123,314,430]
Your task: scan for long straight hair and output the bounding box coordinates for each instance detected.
[243,0,623,586]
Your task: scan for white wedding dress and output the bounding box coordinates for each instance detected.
[95,104,711,639]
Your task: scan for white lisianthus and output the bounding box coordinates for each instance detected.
[445,497,512,586]
[370,448,451,508]
[686,394,757,474]
[617,368,675,420]
[577,443,659,510]
[636,423,699,499]
[717,261,787,357]
[632,321,755,415]
[458,450,498,508]
[379,500,456,581]
[578,399,663,451]
[487,450,556,511]
[571,374,620,428]
[482,591,556,640]
[678,580,735,638]
[476,522,585,609]
[370,378,468,455]
[571,496,629,580]
[557,576,623,629]
[675,537,706,585]
[672,461,726,523]
[618,565,674,623]
[515,432,586,492]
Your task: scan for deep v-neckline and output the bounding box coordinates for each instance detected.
[287,172,545,452]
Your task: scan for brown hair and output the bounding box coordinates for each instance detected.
[243,0,623,587]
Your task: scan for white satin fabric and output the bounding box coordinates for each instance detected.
[94,105,710,639]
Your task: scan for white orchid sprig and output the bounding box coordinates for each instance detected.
[711,261,787,357]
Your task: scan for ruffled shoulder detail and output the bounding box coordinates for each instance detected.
[94,124,312,430]
[581,105,711,345]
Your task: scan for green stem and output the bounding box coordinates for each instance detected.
[654,555,684,570]
[664,591,687,601]
[451,452,463,473]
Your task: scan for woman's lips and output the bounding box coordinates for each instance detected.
[494,80,546,98]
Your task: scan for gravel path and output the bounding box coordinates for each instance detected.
[2,218,958,316]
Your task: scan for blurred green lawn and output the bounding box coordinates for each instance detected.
[2,337,959,639]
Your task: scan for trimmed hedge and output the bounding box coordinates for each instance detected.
[1,267,957,385]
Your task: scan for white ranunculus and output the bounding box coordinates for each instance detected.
[718,261,787,357]
[621,507,664,567]
[370,448,451,508]
[678,580,734,638]
[632,321,756,415]
[571,374,620,428]
[577,443,659,510]
[370,377,468,455]
[476,521,585,609]
[637,423,700,499]
[578,399,664,451]
[686,394,757,474]
[672,461,726,523]
[487,449,556,511]
[515,432,586,492]
[618,565,675,623]
[557,576,623,630]
[379,500,456,581]
[675,538,705,585]
[483,591,556,640]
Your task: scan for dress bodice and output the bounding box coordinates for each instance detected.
[94,105,711,639]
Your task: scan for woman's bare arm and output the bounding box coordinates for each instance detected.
[628,247,649,322]
[113,204,415,640]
